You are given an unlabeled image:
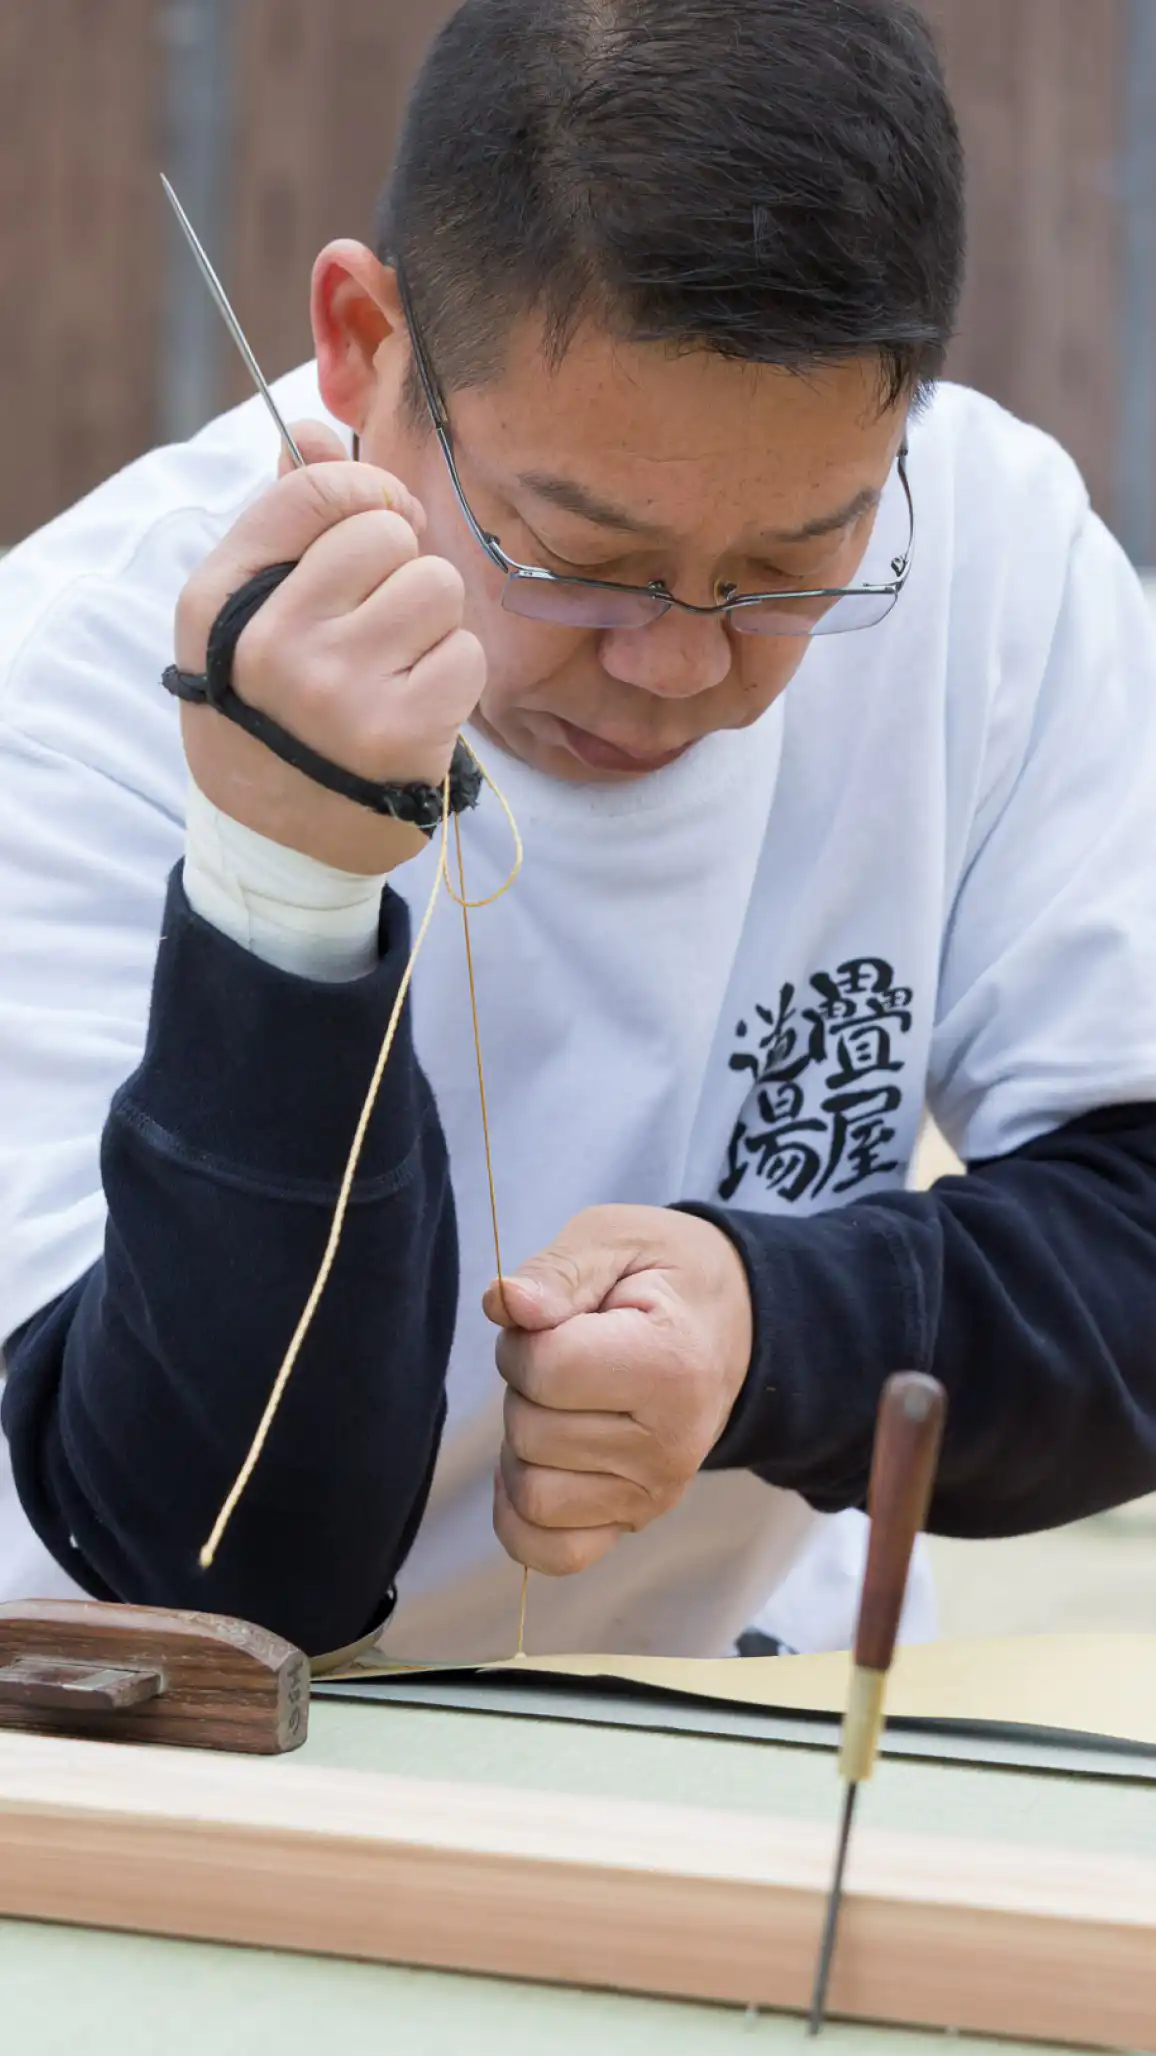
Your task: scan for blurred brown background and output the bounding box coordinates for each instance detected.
[4,0,1156,561]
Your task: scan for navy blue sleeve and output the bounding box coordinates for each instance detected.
[2,869,456,1656]
[692,1104,1156,1534]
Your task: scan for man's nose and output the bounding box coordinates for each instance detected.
[597,606,733,699]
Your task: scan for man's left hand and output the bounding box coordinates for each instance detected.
[483,1206,753,1576]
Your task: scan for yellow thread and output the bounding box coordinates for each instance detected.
[199,802,449,1568]
[200,743,526,1580]
[516,1565,530,1658]
[441,735,524,909]
[450,804,530,1660]
[452,813,506,1284]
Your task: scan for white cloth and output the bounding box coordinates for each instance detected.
[183,778,386,983]
[2,366,1155,1657]
[747,1511,937,1654]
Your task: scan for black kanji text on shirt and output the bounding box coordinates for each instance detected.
[720,957,914,1203]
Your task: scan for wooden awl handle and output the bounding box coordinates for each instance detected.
[855,1371,947,1674]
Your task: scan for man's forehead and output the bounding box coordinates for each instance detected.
[459,319,906,535]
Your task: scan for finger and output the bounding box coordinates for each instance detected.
[492,1468,625,1578]
[307,623,482,789]
[504,1388,651,1479]
[265,506,422,618]
[484,1276,522,1331]
[353,552,468,666]
[500,1444,652,1532]
[195,459,420,605]
[484,1273,545,1331]
[401,623,488,729]
[496,1304,650,1413]
[483,1207,654,1333]
[276,419,427,534]
[276,418,348,478]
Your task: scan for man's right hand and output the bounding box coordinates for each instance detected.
[175,421,487,874]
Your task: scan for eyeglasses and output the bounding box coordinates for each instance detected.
[393,265,915,639]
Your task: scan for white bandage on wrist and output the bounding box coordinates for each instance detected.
[182,779,388,983]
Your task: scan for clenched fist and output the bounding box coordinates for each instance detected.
[175,421,486,873]
[484,1206,753,1576]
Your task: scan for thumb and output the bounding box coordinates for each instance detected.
[483,1214,639,1333]
[276,419,427,535]
[276,418,350,478]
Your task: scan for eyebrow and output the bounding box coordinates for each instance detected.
[517,470,883,546]
[516,470,665,536]
[766,485,883,544]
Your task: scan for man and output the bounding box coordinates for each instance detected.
[2,0,1155,1666]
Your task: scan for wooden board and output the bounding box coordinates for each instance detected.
[0,1730,1152,2047]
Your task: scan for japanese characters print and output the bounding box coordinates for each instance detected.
[720,958,914,1204]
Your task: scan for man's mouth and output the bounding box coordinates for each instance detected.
[551,717,692,774]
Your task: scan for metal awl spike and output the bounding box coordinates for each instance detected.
[160,173,305,469]
[807,1783,855,2035]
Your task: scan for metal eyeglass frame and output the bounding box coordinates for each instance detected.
[392,262,916,637]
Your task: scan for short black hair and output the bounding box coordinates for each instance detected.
[378,0,964,413]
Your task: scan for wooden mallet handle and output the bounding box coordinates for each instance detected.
[841,1371,947,1783]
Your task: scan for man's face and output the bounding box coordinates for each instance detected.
[317,252,908,784]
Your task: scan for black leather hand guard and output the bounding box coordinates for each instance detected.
[163,561,483,836]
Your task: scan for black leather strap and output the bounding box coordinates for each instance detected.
[163,561,482,836]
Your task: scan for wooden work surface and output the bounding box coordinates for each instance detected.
[2,1691,1153,2054]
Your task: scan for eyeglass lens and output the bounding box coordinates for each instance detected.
[500,578,899,637]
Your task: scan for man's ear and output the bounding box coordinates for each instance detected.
[310,241,405,432]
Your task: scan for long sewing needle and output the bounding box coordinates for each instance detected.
[807,1370,947,2036]
[160,174,305,470]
